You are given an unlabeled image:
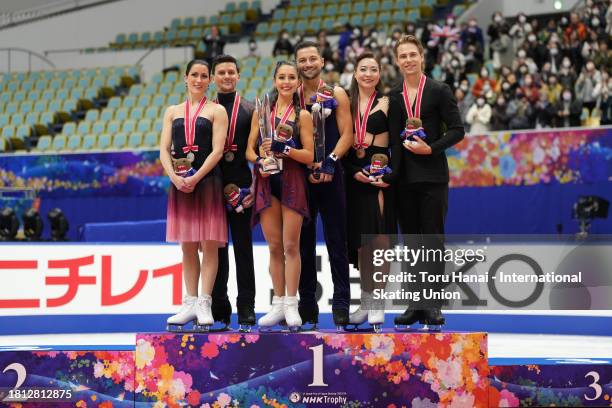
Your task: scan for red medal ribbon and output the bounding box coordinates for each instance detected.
[298,79,324,109]
[353,91,377,150]
[402,74,427,119]
[183,96,207,153]
[270,103,294,130]
[215,94,241,153]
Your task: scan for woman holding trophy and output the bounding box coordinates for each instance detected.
[344,52,395,332]
[161,59,229,332]
[246,61,314,330]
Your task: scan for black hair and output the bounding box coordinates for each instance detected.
[212,54,240,74]
[348,52,383,120]
[185,59,210,76]
[270,61,301,128]
[294,40,321,58]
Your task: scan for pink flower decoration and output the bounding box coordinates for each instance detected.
[244,334,260,343]
[217,392,232,407]
[200,342,220,359]
[499,389,520,407]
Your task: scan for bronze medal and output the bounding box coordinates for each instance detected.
[356,148,366,159]
[224,151,234,162]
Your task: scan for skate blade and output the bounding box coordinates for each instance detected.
[300,322,318,331]
[393,324,417,332]
[166,320,197,333]
[420,324,443,332]
[238,324,253,333]
[371,324,383,333]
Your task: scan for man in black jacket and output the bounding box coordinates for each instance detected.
[210,55,256,331]
[384,35,465,330]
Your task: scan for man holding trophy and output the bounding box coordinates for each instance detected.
[245,61,314,331]
[294,41,354,330]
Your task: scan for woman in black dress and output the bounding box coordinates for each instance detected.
[345,52,395,331]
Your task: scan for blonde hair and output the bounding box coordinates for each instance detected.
[393,35,425,71]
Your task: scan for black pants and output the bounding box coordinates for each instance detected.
[212,207,255,312]
[299,171,351,311]
[396,182,448,309]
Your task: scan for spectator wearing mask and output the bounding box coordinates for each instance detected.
[472,67,497,98]
[440,41,465,70]
[430,15,461,51]
[512,48,538,74]
[490,95,511,131]
[465,96,492,134]
[464,43,484,74]
[592,39,611,73]
[461,17,485,53]
[273,30,294,57]
[488,12,512,67]
[509,13,532,52]
[498,80,516,101]
[525,31,548,69]
[539,62,553,84]
[544,40,563,73]
[454,88,470,127]
[339,62,354,90]
[554,88,583,127]
[508,89,535,129]
[520,73,540,104]
[575,60,602,115]
[544,74,563,104]
[558,57,577,89]
[443,57,467,91]
[380,55,399,88]
[533,90,556,128]
[247,38,259,58]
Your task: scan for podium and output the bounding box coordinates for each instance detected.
[3,332,609,406]
[134,331,489,407]
[0,348,135,407]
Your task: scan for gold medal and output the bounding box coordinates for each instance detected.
[224,151,234,162]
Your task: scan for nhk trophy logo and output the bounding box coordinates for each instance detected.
[289,392,301,403]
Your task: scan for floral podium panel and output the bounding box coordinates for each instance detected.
[0,348,135,407]
[135,331,488,407]
[489,359,612,407]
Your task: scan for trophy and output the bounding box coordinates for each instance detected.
[256,94,281,174]
[311,101,326,179]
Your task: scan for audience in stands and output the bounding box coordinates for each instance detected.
[202,25,226,66]
[272,29,294,57]
[273,0,609,132]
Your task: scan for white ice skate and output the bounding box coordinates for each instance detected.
[283,296,302,332]
[258,296,286,331]
[368,300,385,333]
[348,291,371,329]
[166,295,197,332]
[195,294,214,332]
